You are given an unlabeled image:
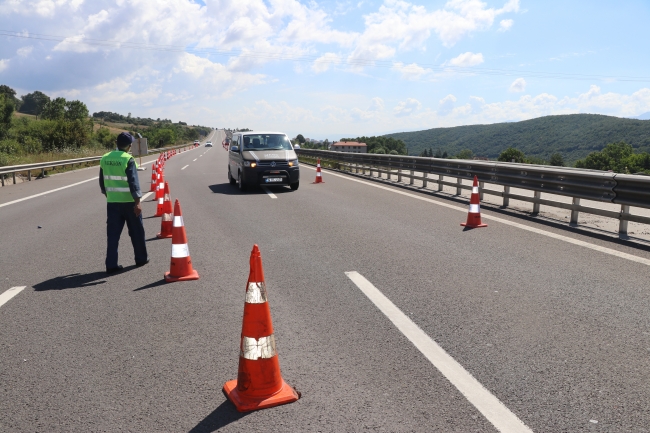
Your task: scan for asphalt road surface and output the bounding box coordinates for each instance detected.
[1,130,649,432]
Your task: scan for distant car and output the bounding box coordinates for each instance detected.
[222,138,231,150]
[228,131,300,191]
[205,141,213,147]
[193,140,200,145]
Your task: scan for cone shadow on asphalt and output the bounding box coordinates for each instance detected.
[187,400,248,433]
[33,271,114,291]
[133,279,168,291]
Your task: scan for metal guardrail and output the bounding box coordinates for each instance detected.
[0,142,197,186]
[296,149,650,237]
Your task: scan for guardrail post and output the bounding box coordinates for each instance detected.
[438,175,443,192]
[41,168,45,178]
[1,174,4,187]
[28,170,31,181]
[423,172,428,188]
[570,197,580,225]
[456,177,462,195]
[503,186,510,207]
[479,181,485,200]
[397,168,401,182]
[532,191,541,214]
[619,205,630,237]
[409,169,414,185]
[13,172,16,184]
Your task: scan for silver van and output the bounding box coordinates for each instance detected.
[228,131,300,191]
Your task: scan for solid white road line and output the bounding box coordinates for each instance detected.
[0,159,157,209]
[261,186,277,199]
[345,272,533,433]
[181,165,189,170]
[303,165,650,267]
[0,286,26,309]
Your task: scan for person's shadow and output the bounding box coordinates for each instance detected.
[187,400,248,433]
[33,270,120,291]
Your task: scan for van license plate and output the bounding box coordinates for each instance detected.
[266,178,283,182]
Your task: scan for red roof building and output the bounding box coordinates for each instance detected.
[330,141,367,153]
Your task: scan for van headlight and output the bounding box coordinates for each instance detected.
[243,161,257,168]
[288,159,299,167]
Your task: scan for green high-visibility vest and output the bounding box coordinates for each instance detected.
[100,150,135,203]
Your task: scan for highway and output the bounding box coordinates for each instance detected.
[1,129,649,432]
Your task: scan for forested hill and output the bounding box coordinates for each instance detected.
[385,114,650,162]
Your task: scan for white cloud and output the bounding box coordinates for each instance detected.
[312,53,341,73]
[394,98,422,117]
[392,62,432,80]
[509,77,526,92]
[369,97,384,111]
[499,19,514,32]
[445,52,484,67]
[438,94,457,115]
[0,59,9,73]
[17,46,33,57]
[348,0,519,66]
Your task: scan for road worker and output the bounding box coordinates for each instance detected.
[99,132,149,273]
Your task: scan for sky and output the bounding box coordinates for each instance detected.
[1,0,650,140]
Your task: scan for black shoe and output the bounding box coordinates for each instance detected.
[106,265,124,274]
[135,259,150,267]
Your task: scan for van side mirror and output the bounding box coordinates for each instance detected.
[230,145,239,153]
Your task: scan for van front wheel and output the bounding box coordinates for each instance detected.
[290,181,299,191]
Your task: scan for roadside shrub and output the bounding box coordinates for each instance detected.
[21,136,43,153]
[0,139,21,155]
[0,151,14,166]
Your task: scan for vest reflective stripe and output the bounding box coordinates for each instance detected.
[106,187,131,192]
[100,151,134,203]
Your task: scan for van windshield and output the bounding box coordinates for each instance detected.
[242,134,293,151]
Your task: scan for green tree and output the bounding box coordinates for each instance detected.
[0,93,15,140]
[20,91,50,117]
[94,127,117,149]
[574,142,633,172]
[0,85,21,109]
[64,100,89,121]
[41,97,67,120]
[549,153,565,167]
[456,149,474,159]
[498,147,526,163]
[296,134,306,144]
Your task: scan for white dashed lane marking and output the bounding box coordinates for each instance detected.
[0,286,26,309]
[193,159,197,162]
[181,165,189,170]
[345,272,533,433]
[261,186,277,199]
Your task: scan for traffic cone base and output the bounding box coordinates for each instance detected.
[223,377,299,413]
[164,268,199,282]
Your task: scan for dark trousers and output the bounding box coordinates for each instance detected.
[106,202,148,269]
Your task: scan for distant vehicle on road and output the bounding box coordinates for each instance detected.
[205,141,212,147]
[193,140,200,145]
[222,138,231,150]
[228,131,300,191]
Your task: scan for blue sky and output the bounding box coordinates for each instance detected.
[1,0,649,140]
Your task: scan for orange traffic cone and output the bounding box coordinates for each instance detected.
[164,199,199,282]
[461,176,487,228]
[223,245,300,412]
[154,183,165,217]
[312,158,324,184]
[157,183,173,238]
[150,165,157,192]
